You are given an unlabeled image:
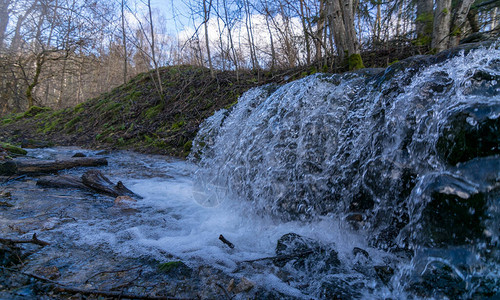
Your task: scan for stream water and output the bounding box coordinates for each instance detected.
[1,41,499,299]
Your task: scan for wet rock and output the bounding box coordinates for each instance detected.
[114,195,137,205]
[0,143,27,156]
[320,277,363,299]
[0,245,22,266]
[274,233,340,273]
[469,276,500,299]
[232,277,255,294]
[72,152,86,158]
[407,260,466,299]
[436,103,500,165]
[0,161,17,176]
[35,266,60,280]
[374,265,394,285]
[411,174,487,247]
[352,247,370,259]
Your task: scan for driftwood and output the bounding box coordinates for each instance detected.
[240,250,314,264]
[81,170,142,199]
[1,267,188,300]
[37,170,142,199]
[37,175,90,190]
[0,157,108,175]
[219,234,235,249]
[0,233,50,246]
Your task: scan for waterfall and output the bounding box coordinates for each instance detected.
[191,41,500,298]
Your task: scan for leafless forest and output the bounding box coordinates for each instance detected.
[0,0,498,114]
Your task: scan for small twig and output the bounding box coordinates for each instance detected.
[110,269,143,291]
[219,235,234,249]
[85,265,142,283]
[240,250,314,264]
[2,266,190,300]
[52,286,189,300]
[0,233,50,246]
[215,282,233,300]
[1,266,62,285]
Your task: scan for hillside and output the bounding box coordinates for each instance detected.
[0,65,276,157]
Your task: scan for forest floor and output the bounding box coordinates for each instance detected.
[0,42,428,158]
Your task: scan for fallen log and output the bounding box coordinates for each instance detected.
[37,170,142,199]
[82,170,142,199]
[0,157,108,175]
[37,175,90,190]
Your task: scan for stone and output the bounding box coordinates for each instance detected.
[233,277,255,294]
[436,103,500,165]
[274,233,340,273]
[320,277,363,299]
[410,174,487,247]
[114,196,137,205]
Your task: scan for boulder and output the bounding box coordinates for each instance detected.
[274,233,340,273]
[436,103,500,165]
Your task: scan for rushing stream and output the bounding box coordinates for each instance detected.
[1,41,499,299]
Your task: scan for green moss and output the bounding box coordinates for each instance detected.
[321,65,329,73]
[347,53,365,71]
[73,103,85,114]
[388,59,399,66]
[40,115,63,134]
[23,106,52,118]
[414,36,432,46]
[105,102,122,112]
[13,112,25,121]
[158,261,183,273]
[142,104,163,119]
[171,120,185,131]
[450,26,461,37]
[1,118,13,125]
[157,261,192,277]
[224,101,238,110]
[127,91,142,102]
[64,116,81,133]
[0,142,27,155]
[184,140,192,152]
[144,135,153,144]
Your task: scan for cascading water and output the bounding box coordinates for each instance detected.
[191,41,500,298]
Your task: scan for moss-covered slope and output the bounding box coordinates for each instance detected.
[0,65,265,157]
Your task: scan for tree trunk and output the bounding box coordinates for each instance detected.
[0,157,108,175]
[315,0,326,62]
[299,0,311,65]
[415,0,433,45]
[328,0,360,59]
[491,7,498,30]
[203,0,214,77]
[448,0,474,47]
[0,0,11,49]
[121,0,128,85]
[432,0,452,52]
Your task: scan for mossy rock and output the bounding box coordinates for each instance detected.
[0,142,27,155]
